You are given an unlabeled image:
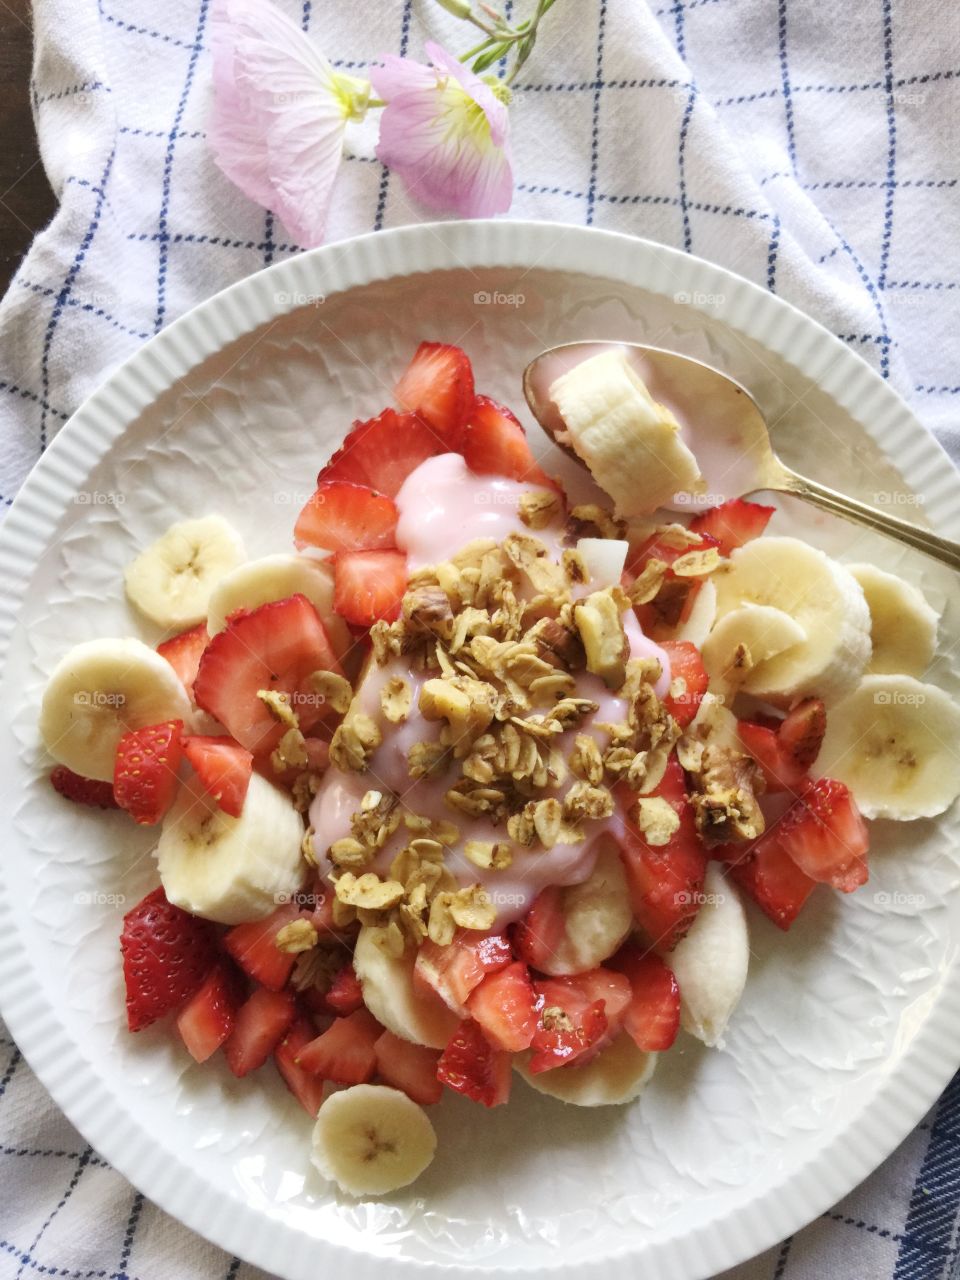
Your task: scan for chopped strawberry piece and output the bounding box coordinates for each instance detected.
[176,961,245,1063]
[777,778,869,892]
[50,765,119,809]
[157,623,208,696]
[374,1030,444,1105]
[294,481,399,555]
[528,977,608,1073]
[296,1007,382,1082]
[306,880,358,944]
[194,594,342,753]
[437,1018,512,1106]
[224,987,297,1077]
[616,758,708,950]
[512,886,566,973]
[568,968,633,1036]
[607,944,681,1050]
[275,1016,328,1115]
[223,900,303,991]
[463,395,556,488]
[688,497,775,556]
[318,408,446,497]
[466,961,538,1052]
[779,698,827,770]
[333,549,407,626]
[414,930,513,1011]
[324,961,364,1016]
[628,531,719,633]
[181,734,253,817]
[659,641,708,728]
[737,719,806,793]
[120,886,219,1032]
[394,341,475,448]
[113,719,183,824]
[729,828,818,929]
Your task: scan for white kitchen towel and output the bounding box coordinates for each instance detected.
[1,1,959,1277]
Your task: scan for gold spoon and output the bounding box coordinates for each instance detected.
[522,341,960,572]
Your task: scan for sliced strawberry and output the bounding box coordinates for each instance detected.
[224,987,297,1077]
[157,623,208,696]
[659,641,708,728]
[414,930,513,1011]
[223,900,303,991]
[181,734,253,817]
[616,757,707,950]
[512,886,566,973]
[120,886,219,1032]
[528,977,608,1073]
[333,549,408,626]
[437,1018,512,1106]
[569,968,633,1036]
[607,943,681,1050]
[737,719,806,793]
[194,594,342,753]
[729,828,818,929]
[318,408,445,497]
[176,961,245,1063]
[777,778,869,892]
[779,698,827,771]
[466,961,538,1052]
[294,481,399,555]
[689,497,775,556]
[296,1007,382,1082]
[113,719,183,825]
[628,531,719,634]
[50,765,119,809]
[463,395,556,487]
[394,341,475,447]
[324,961,364,1016]
[275,1016,328,1115]
[374,1030,443,1105]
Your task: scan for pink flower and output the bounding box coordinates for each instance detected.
[209,0,370,248]
[371,42,513,218]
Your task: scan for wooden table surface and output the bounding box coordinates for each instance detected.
[0,0,57,296]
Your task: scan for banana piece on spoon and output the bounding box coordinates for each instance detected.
[124,515,245,629]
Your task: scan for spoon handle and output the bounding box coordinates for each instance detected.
[766,469,960,571]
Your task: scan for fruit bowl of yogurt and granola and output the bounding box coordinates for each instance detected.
[34,336,960,1200]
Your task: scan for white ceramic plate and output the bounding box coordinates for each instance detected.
[1,221,959,1280]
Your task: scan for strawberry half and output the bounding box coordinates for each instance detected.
[437,1018,512,1106]
[50,765,119,809]
[463,395,556,487]
[157,623,208,696]
[729,830,818,930]
[414,930,513,1011]
[224,987,297,1077]
[324,961,364,1016]
[737,720,806,793]
[294,481,399,555]
[176,961,245,1063]
[334,549,408,626]
[181,734,253,817]
[467,961,538,1052]
[318,408,446,497]
[607,944,681,1050]
[688,497,775,556]
[275,1016,328,1115]
[296,1007,383,1083]
[193,593,342,753]
[659,641,708,728]
[394,341,475,448]
[374,1030,443,1105]
[528,977,608,1073]
[223,900,303,991]
[777,778,869,892]
[113,719,184,825]
[120,886,219,1032]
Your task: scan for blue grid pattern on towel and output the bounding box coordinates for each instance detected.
[1,0,960,1276]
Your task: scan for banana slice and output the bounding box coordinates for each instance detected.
[712,536,871,705]
[206,552,353,664]
[536,839,633,976]
[660,862,748,1047]
[549,349,704,516]
[156,774,306,923]
[311,1083,437,1196]
[515,1033,656,1106]
[39,638,193,781]
[124,516,245,630]
[847,563,939,678]
[352,925,459,1049]
[813,674,960,819]
[701,603,806,690]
